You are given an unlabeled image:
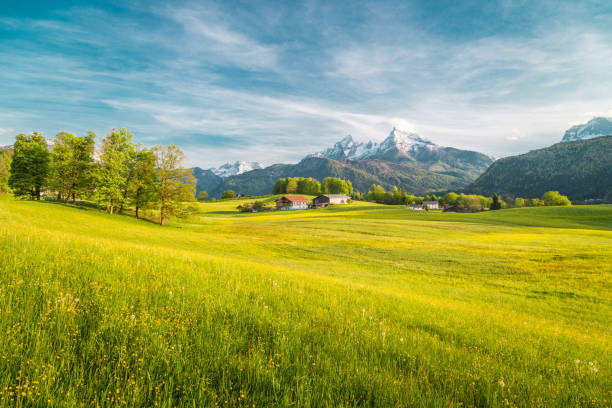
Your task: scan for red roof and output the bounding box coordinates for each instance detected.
[279,195,308,202]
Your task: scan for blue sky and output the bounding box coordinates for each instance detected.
[1,0,611,167]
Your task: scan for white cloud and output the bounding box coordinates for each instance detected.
[162,7,280,71]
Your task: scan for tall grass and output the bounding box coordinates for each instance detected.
[0,197,610,406]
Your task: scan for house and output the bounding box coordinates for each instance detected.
[422,201,440,210]
[311,194,350,208]
[276,195,309,210]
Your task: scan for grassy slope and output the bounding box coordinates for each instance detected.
[0,196,610,407]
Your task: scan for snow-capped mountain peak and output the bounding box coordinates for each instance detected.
[562,116,612,142]
[378,127,436,155]
[310,127,441,161]
[210,161,262,178]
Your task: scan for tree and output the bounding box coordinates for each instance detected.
[456,194,484,212]
[153,145,196,225]
[0,149,12,193]
[273,178,287,194]
[490,193,502,210]
[8,132,50,200]
[541,191,571,206]
[322,177,351,195]
[50,131,95,202]
[529,198,540,207]
[443,192,459,206]
[285,178,298,193]
[514,197,525,207]
[366,184,386,203]
[129,149,158,219]
[221,190,237,199]
[96,128,135,214]
[197,191,209,201]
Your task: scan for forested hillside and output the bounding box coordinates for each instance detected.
[468,135,612,201]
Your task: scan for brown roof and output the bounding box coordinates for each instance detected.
[279,195,308,202]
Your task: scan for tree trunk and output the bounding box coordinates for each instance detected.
[135,206,139,219]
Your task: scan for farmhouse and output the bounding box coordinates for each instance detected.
[276,195,309,210]
[311,194,350,208]
[422,201,440,210]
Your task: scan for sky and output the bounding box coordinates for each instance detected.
[1,0,611,168]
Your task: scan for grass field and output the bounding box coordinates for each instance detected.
[0,196,610,407]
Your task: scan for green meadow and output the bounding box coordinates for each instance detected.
[0,196,610,407]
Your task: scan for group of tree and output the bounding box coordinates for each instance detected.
[362,184,571,210]
[4,129,196,225]
[366,185,435,206]
[273,177,353,196]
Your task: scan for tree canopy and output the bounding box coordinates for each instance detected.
[8,132,50,200]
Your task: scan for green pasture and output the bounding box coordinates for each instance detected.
[0,196,610,407]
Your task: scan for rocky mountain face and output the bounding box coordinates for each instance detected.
[562,117,612,142]
[467,135,612,201]
[194,127,494,198]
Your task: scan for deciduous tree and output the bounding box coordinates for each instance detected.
[541,191,571,206]
[221,190,237,199]
[50,131,95,202]
[197,191,209,201]
[129,149,158,218]
[0,149,12,193]
[8,132,50,200]
[153,145,196,225]
[96,128,135,214]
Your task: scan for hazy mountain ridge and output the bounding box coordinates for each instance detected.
[467,135,612,201]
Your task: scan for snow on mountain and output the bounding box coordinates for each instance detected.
[311,127,439,161]
[310,135,378,160]
[562,117,612,142]
[210,161,263,178]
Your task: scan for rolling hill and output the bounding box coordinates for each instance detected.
[0,196,610,406]
[467,135,612,201]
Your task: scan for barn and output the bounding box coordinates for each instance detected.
[311,194,350,208]
[276,195,309,210]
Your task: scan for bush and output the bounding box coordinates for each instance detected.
[221,190,237,200]
[197,191,208,201]
[541,191,571,206]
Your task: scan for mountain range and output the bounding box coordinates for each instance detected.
[195,127,494,197]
